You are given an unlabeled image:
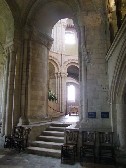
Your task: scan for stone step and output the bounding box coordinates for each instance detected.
[27,122,70,158]
[37,135,64,143]
[30,141,63,150]
[27,147,61,158]
[46,126,65,132]
[42,130,64,137]
[50,123,71,127]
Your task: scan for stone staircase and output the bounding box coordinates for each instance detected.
[27,122,71,158]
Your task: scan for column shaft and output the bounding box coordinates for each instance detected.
[1,55,9,135]
[79,26,88,121]
[5,47,16,135]
[12,42,22,127]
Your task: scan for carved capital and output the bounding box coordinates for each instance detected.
[61,72,68,78]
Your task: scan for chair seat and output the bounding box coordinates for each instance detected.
[63,143,76,147]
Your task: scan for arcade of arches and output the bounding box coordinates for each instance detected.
[0,0,126,152]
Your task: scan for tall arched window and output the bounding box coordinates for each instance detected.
[65,31,76,44]
[67,85,75,102]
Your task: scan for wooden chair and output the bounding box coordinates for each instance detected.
[12,126,31,152]
[4,126,31,152]
[98,132,115,163]
[61,129,79,164]
[80,131,96,163]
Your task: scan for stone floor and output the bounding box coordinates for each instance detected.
[0,115,126,168]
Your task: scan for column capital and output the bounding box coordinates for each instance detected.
[24,26,53,49]
[60,72,68,78]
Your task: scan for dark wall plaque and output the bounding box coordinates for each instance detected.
[101,112,109,118]
[88,112,96,118]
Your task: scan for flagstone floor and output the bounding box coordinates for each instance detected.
[0,115,126,168]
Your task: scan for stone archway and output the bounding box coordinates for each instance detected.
[109,37,126,149]
[23,0,82,122]
[66,65,79,115]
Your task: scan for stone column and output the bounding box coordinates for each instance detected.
[1,51,9,136]
[61,72,67,113]
[55,72,63,112]
[12,40,22,127]
[5,44,16,136]
[20,36,30,125]
[79,26,88,122]
[55,72,58,103]
[56,72,60,102]
[27,29,53,121]
[59,72,62,112]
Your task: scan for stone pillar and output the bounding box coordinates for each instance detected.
[55,72,63,112]
[79,26,88,122]
[12,40,22,127]
[55,72,58,103]
[20,38,30,124]
[59,72,62,112]
[5,44,16,135]
[27,29,53,122]
[61,72,67,113]
[56,72,61,103]
[1,52,9,136]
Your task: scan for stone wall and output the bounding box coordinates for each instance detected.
[79,1,111,130]
[48,101,60,119]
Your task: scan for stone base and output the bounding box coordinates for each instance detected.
[17,117,29,126]
[79,118,112,132]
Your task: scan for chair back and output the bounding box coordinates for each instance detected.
[13,126,24,139]
[65,129,79,145]
[99,132,114,146]
[82,131,96,146]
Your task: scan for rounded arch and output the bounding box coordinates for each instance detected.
[49,55,60,72]
[49,62,55,78]
[0,0,15,44]
[24,0,80,36]
[24,0,80,24]
[66,77,79,85]
[63,59,79,72]
[5,0,21,35]
[110,37,126,103]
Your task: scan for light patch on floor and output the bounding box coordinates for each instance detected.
[0,154,5,158]
[79,163,115,168]
[0,166,23,168]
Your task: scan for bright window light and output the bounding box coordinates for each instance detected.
[67,85,75,102]
[65,31,76,44]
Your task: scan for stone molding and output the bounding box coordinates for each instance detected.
[49,55,60,72]
[63,59,79,72]
[24,0,80,25]
[106,15,126,61]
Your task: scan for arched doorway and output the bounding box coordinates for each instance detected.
[50,18,79,114]
[25,1,81,122]
[66,65,79,115]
